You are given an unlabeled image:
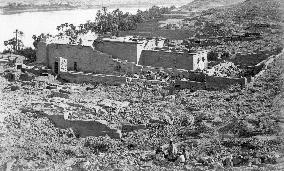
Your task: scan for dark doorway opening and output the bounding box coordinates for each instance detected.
[54,61,59,74]
[74,62,78,71]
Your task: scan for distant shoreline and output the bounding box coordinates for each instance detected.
[0,5,99,15]
[0,3,177,15]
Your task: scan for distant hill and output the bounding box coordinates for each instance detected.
[187,0,282,58]
[210,0,281,23]
[179,0,245,12]
[0,0,193,15]
[0,0,193,8]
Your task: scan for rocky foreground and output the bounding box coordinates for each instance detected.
[0,52,284,170]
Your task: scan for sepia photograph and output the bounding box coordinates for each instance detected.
[0,0,283,170]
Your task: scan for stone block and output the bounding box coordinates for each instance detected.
[46,115,122,139]
[122,123,147,133]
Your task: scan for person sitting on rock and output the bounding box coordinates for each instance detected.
[167,139,178,162]
[176,149,188,164]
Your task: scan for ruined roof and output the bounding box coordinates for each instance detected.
[142,49,208,55]
[102,36,166,44]
[102,36,144,44]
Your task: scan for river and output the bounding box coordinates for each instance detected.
[0,5,158,52]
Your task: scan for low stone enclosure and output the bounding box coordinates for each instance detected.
[58,68,248,91]
[174,76,247,91]
[7,56,255,91]
[13,49,275,91]
[59,71,127,86]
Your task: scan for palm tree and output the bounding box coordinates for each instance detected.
[60,24,65,31]
[56,26,61,31]
[79,24,83,31]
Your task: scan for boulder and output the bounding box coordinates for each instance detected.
[149,117,165,125]
[122,123,147,133]
[19,73,34,81]
[93,106,108,115]
[252,158,261,165]
[10,85,20,91]
[4,72,19,81]
[232,156,243,166]
[59,89,71,94]
[212,116,223,124]
[46,85,57,90]
[98,99,130,109]
[163,115,173,125]
[184,165,193,170]
[5,158,17,171]
[180,115,195,126]
[194,112,214,122]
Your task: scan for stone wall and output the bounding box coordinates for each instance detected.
[46,115,121,139]
[174,80,206,90]
[187,71,206,82]
[95,41,138,63]
[60,71,127,85]
[205,76,247,90]
[173,76,247,91]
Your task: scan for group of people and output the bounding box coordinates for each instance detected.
[156,139,188,164]
[157,139,239,168]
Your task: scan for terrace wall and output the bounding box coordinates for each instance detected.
[174,80,206,90]
[205,76,247,90]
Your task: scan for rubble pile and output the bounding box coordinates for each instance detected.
[209,61,242,78]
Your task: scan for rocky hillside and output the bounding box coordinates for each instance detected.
[0,51,283,170]
[181,0,283,58]
[179,0,245,12]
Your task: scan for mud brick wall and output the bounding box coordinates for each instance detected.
[36,42,48,64]
[37,43,117,74]
[205,76,247,90]
[139,50,195,70]
[95,41,139,63]
[49,44,117,74]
